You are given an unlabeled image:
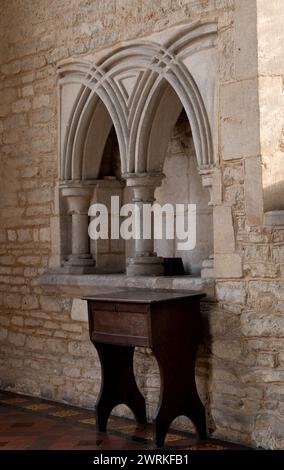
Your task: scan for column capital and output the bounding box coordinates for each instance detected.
[60,180,97,214]
[122,172,165,189]
[123,172,165,204]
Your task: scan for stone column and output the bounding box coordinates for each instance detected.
[61,181,96,274]
[124,173,164,276]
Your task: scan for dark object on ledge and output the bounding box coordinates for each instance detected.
[163,257,186,276]
[85,288,206,447]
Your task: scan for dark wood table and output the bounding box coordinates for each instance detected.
[85,289,206,447]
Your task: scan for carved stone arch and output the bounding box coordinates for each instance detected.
[58,61,129,180]
[138,79,183,173]
[71,86,127,178]
[56,22,218,275]
[134,64,213,173]
[76,95,113,179]
[58,22,216,180]
[128,27,216,173]
[95,35,214,173]
[97,41,169,173]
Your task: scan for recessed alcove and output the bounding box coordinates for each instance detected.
[48,21,218,284]
[154,110,213,275]
[89,125,125,274]
[98,126,121,180]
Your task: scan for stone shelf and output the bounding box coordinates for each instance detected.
[39,271,215,301]
[264,210,284,226]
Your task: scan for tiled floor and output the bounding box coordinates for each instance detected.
[0,390,246,450]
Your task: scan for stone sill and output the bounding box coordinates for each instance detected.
[39,271,215,301]
[264,210,284,226]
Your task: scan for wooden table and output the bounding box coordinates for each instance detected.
[85,289,206,447]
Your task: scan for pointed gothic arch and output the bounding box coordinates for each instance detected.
[56,21,218,276]
[57,21,217,181]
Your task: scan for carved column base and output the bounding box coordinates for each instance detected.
[61,261,97,275]
[126,255,164,276]
[61,253,96,274]
[66,254,95,266]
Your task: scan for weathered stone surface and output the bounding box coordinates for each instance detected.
[257,0,284,76]
[8,332,26,347]
[241,311,284,338]
[214,253,243,278]
[39,295,71,313]
[234,0,257,80]
[244,156,264,225]
[213,205,235,253]
[39,227,50,242]
[216,281,246,304]
[71,299,88,322]
[223,165,244,187]
[253,413,284,449]
[12,99,31,114]
[17,229,33,243]
[248,280,284,313]
[220,79,260,160]
[32,94,50,109]
[22,295,39,310]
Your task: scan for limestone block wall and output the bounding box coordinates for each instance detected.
[0,0,284,449]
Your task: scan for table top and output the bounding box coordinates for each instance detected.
[83,289,206,304]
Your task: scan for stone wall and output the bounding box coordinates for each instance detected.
[0,0,284,450]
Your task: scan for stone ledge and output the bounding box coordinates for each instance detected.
[264,210,284,226]
[39,270,215,301]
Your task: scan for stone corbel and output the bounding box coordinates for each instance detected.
[199,166,222,206]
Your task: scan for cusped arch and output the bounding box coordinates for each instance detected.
[58,61,129,180]
[57,21,217,181]
[133,65,213,173]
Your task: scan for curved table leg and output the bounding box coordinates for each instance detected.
[153,349,207,447]
[94,342,147,432]
[185,392,207,440]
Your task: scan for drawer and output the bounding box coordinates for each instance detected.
[90,301,115,311]
[90,309,151,347]
[115,302,149,313]
[89,301,149,313]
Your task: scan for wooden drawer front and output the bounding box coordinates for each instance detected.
[90,301,115,311]
[92,310,150,347]
[115,303,149,313]
[90,301,149,313]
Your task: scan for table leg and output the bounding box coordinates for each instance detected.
[153,348,207,447]
[93,342,147,432]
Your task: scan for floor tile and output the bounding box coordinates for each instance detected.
[0,390,248,450]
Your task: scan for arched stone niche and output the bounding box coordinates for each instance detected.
[154,110,213,275]
[54,21,219,277]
